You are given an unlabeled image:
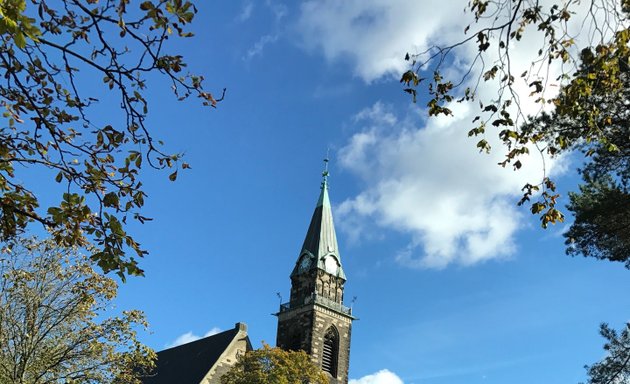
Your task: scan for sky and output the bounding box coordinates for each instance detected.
[84,1,630,384]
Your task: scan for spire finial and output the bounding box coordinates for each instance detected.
[322,150,330,187]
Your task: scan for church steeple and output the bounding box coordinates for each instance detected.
[276,160,354,384]
[292,159,346,280]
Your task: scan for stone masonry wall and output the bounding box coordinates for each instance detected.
[277,305,314,352]
[311,306,352,384]
[202,324,250,384]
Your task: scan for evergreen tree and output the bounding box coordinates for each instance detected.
[586,323,630,384]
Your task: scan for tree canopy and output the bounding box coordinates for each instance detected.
[0,236,155,383]
[401,0,630,228]
[0,0,221,279]
[586,323,630,384]
[513,11,630,267]
[220,344,328,384]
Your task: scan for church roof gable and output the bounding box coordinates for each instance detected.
[141,324,249,384]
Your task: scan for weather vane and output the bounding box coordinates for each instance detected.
[322,148,330,182]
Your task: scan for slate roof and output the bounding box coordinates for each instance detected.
[141,325,248,384]
[291,174,346,280]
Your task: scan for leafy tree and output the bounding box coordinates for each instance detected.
[0,0,222,279]
[585,323,630,384]
[0,236,156,383]
[519,29,630,267]
[401,0,630,227]
[220,344,328,384]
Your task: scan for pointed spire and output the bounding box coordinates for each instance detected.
[292,157,346,280]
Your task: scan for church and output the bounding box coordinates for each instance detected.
[141,163,356,384]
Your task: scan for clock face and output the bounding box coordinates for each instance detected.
[299,256,311,272]
[324,256,338,275]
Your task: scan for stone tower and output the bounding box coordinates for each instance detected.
[276,162,355,384]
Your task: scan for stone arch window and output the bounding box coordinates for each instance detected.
[322,326,339,377]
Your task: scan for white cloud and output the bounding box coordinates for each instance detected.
[166,327,222,348]
[296,0,611,84]
[350,369,404,384]
[337,101,563,269]
[243,34,278,61]
[236,2,254,22]
[297,0,465,83]
[204,327,222,336]
[297,1,589,268]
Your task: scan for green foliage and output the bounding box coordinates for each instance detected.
[0,236,156,383]
[519,25,630,267]
[0,0,41,48]
[585,323,630,384]
[563,121,630,268]
[565,176,630,268]
[0,0,222,279]
[220,344,329,384]
[402,0,629,228]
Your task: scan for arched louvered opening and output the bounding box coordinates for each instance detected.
[322,326,338,377]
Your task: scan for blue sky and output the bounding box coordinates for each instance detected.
[96,2,630,384]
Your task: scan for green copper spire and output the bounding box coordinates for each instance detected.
[291,158,346,280]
